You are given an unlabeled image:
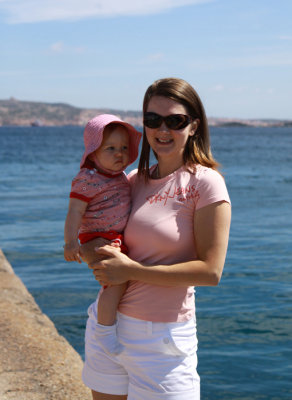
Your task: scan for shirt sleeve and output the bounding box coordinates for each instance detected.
[195,168,231,210]
[69,169,95,203]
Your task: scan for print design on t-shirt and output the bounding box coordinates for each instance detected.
[146,184,200,206]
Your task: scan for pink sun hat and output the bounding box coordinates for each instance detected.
[80,114,142,169]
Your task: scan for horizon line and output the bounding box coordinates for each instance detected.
[0,97,291,122]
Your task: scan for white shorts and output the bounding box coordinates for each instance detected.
[82,301,200,399]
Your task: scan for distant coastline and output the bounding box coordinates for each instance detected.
[0,97,291,128]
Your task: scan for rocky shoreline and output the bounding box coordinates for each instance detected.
[0,249,92,400]
[1,98,291,128]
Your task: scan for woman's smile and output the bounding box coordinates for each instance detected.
[156,137,173,144]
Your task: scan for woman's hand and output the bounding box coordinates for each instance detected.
[88,245,135,286]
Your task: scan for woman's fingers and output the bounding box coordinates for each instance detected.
[87,245,119,269]
[94,245,118,256]
[88,259,106,270]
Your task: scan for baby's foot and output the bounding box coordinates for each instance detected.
[94,323,123,356]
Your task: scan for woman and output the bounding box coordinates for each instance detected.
[81,77,231,400]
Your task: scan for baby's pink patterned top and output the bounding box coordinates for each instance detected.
[70,167,131,234]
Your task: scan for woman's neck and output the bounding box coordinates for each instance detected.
[156,158,184,179]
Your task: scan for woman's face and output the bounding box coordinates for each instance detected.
[145,96,196,166]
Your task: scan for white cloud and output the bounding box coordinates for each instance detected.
[50,41,64,53]
[190,50,292,72]
[228,52,292,68]
[147,53,165,61]
[48,41,85,55]
[74,47,86,54]
[0,69,36,77]
[278,35,292,41]
[137,53,165,65]
[211,84,224,92]
[231,86,247,93]
[0,0,213,24]
[227,86,276,96]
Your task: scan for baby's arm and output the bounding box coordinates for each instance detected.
[64,198,87,263]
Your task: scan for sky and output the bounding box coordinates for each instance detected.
[0,0,291,119]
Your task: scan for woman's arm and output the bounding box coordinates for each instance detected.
[90,200,231,287]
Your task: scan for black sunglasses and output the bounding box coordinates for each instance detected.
[143,112,194,130]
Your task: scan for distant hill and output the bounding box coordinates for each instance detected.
[0,98,291,128]
[0,98,142,127]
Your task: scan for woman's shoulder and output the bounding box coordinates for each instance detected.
[194,165,224,182]
[189,165,230,208]
[127,168,138,185]
[180,164,223,185]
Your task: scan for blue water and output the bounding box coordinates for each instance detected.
[0,125,291,399]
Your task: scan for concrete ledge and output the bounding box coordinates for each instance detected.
[0,249,92,400]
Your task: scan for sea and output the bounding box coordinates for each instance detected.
[0,125,291,400]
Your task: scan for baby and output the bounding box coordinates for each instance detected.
[64,114,141,355]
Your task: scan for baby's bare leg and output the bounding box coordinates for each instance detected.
[80,239,123,324]
[80,237,109,265]
[98,283,127,326]
[80,238,127,355]
[94,283,127,355]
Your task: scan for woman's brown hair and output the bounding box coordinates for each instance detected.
[138,77,220,179]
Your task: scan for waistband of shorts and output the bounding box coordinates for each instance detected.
[117,311,195,333]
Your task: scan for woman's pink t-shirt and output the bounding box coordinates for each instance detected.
[118,165,230,322]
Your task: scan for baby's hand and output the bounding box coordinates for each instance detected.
[64,241,82,263]
[110,238,122,251]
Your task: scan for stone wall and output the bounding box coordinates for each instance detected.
[0,249,92,400]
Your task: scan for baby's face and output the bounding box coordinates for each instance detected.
[94,126,130,172]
